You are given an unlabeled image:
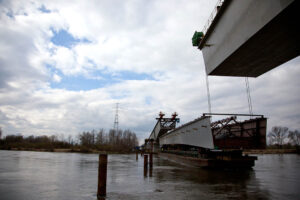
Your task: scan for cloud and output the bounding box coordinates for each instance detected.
[0,0,299,145]
[52,73,61,83]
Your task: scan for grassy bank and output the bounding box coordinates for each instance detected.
[244,149,299,154]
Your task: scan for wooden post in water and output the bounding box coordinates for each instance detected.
[144,154,148,177]
[149,165,153,177]
[149,153,153,167]
[144,154,148,167]
[97,154,107,198]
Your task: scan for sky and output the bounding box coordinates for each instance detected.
[0,0,299,144]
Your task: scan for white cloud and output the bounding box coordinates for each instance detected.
[52,73,61,83]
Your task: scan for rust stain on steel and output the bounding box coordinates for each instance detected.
[212,117,267,149]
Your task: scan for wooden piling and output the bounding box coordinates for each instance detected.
[144,154,148,167]
[144,154,148,177]
[97,154,107,198]
[149,153,153,167]
[149,165,153,177]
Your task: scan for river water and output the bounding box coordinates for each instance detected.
[0,150,299,200]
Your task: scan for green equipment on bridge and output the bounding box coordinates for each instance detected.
[192,31,204,46]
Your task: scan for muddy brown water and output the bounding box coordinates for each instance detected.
[0,150,299,200]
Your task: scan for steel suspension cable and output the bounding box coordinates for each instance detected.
[205,70,212,114]
[245,77,253,117]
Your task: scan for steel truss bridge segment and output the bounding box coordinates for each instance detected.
[147,112,267,152]
[149,117,179,141]
[206,113,267,149]
[159,116,214,149]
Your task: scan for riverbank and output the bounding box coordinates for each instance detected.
[0,147,134,154]
[2,146,299,155]
[244,148,299,154]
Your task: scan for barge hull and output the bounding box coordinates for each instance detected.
[158,152,256,169]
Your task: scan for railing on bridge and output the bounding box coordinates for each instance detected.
[202,0,225,35]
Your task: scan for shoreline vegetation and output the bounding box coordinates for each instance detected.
[244,148,299,154]
[1,147,134,154]
[0,128,139,154]
[1,126,299,154]
[0,148,298,155]
[0,147,299,155]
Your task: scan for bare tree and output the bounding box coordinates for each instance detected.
[67,135,73,145]
[96,129,105,145]
[50,135,58,143]
[78,128,138,151]
[288,130,300,146]
[108,129,116,145]
[59,134,65,142]
[79,131,93,146]
[268,126,289,147]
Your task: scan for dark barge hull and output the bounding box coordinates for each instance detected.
[158,152,257,169]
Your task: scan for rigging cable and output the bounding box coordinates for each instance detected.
[204,69,212,114]
[245,77,253,117]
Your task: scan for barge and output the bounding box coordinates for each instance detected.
[158,149,257,169]
[145,112,266,169]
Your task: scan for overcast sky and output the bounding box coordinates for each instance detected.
[0,0,299,143]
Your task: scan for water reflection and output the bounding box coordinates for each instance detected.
[151,155,271,200]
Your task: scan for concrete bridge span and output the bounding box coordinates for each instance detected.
[198,0,300,77]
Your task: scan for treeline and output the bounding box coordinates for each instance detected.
[267,126,300,149]
[0,134,71,150]
[0,128,139,153]
[78,129,138,152]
